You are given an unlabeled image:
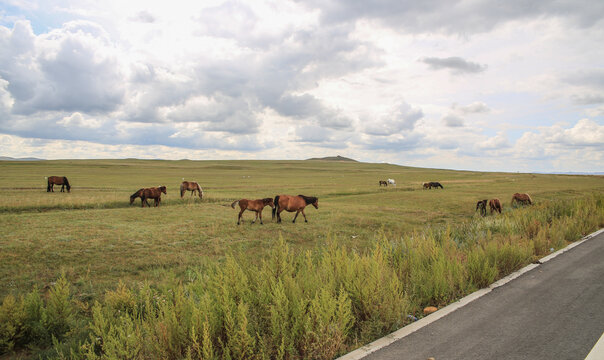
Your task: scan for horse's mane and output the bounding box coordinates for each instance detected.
[262,197,273,204]
[297,195,318,204]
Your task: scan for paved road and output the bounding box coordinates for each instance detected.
[365,231,604,360]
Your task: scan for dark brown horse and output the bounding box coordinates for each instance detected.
[180,181,203,199]
[131,186,167,207]
[379,180,388,187]
[489,198,502,214]
[272,194,318,223]
[46,176,71,192]
[476,199,488,216]
[231,198,275,225]
[511,193,532,206]
[425,181,444,189]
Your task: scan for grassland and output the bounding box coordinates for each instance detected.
[0,159,603,358]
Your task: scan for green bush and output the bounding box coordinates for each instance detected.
[1,195,603,359]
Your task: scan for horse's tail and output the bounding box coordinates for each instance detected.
[527,194,533,205]
[197,184,203,199]
[231,200,239,209]
[47,177,51,192]
[272,195,280,219]
[63,177,71,192]
[180,183,185,198]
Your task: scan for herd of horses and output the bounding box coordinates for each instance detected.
[230,195,319,225]
[45,175,533,224]
[475,193,532,217]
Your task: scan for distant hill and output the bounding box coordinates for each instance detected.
[0,156,44,161]
[306,155,358,162]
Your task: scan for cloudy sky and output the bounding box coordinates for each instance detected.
[1,0,603,172]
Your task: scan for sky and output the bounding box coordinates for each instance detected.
[0,0,603,172]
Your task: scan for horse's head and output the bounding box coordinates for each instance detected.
[312,198,319,209]
[160,186,167,194]
[265,198,275,208]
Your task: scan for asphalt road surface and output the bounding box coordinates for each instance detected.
[365,231,604,360]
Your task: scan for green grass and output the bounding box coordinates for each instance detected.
[1,159,603,298]
[0,159,603,358]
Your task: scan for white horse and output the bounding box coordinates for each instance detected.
[387,178,396,187]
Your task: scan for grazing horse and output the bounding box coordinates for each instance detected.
[231,198,275,225]
[387,178,396,187]
[489,198,503,214]
[46,176,71,192]
[140,186,167,207]
[476,199,488,216]
[272,194,318,223]
[180,181,203,199]
[511,193,532,206]
[379,180,388,187]
[431,182,444,189]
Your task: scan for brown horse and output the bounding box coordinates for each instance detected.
[476,199,488,216]
[272,195,318,223]
[511,193,532,206]
[138,186,167,207]
[379,180,388,187]
[47,176,71,192]
[231,198,275,225]
[180,181,203,199]
[489,198,502,214]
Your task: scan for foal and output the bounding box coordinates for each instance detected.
[476,199,488,216]
[231,198,275,225]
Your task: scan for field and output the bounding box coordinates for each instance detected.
[1,159,603,358]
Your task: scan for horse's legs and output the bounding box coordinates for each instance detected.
[252,211,259,224]
[259,210,264,225]
[277,209,283,223]
[237,209,245,225]
[292,210,300,223]
[301,209,308,223]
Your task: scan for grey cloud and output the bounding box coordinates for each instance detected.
[270,94,353,129]
[0,21,124,116]
[572,94,604,105]
[131,11,156,23]
[563,69,604,90]
[364,101,423,136]
[455,102,490,114]
[421,57,487,74]
[302,0,604,34]
[442,114,464,127]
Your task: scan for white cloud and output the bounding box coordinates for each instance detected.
[0,1,602,172]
